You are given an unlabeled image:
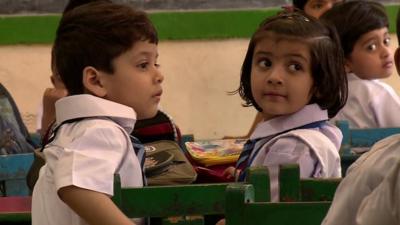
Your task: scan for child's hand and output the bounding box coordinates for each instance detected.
[216,219,226,225]
[222,166,236,180]
[41,87,68,135]
[43,87,68,110]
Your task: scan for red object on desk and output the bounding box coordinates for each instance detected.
[194,163,235,183]
[0,196,31,213]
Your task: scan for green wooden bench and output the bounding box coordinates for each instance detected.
[0,165,340,225]
[225,184,332,225]
[111,164,340,224]
[278,164,341,202]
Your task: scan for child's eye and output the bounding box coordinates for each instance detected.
[288,63,302,72]
[367,44,377,51]
[383,37,391,46]
[257,59,272,68]
[137,62,149,69]
[311,3,324,9]
[155,63,161,68]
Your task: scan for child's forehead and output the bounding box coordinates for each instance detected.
[357,27,389,43]
[254,31,311,47]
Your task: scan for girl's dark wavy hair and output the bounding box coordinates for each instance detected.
[236,11,347,118]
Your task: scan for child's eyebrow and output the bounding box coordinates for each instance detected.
[134,51,159,58]
[254,51,308,62]
[284,53,309,63]
[360,30,389,45]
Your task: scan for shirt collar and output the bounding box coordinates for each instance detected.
[250,103,328,140]
[55,94,136,133]
[347,73,360,81]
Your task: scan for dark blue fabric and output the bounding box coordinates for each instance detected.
[130,135,147,186]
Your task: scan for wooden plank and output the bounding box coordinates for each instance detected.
[119,183,229,218]
[225,184,331,225]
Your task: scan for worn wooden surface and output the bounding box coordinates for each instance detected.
[225,184,332,225]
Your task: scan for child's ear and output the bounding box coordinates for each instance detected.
[82,66,107,97]
[395,48,400,75]
[344,58,352,73]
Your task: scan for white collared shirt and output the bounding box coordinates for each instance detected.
[323,134,400,225]
[32,94,143,225]
[249,104,342,201]
[331,73,400,128]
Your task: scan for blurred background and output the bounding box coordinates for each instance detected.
[0,1,398,139]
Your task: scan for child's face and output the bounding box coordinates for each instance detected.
[303,0,343,19]
[251,34,314,120]
[99,40,163,119]
[346,27,393,80]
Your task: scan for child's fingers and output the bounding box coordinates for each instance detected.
[215,219,226,225]
[222,166,235,178]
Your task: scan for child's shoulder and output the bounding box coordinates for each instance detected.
[62,117,129,139]
[349,76,397,99]
[350,75,393,91]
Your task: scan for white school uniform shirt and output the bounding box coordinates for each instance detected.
[322,134,400,225]
[331,73,400,128]
[249,104,342,202]
[32,94,143,225]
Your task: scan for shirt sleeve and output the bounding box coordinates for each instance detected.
[262,136,318,178]
[54,123,128,196]
[370,83,400,127]
[355,160,400,225]
[258,136,318,201]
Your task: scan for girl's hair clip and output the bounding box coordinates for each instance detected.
[281,5,295,13]
[266,10,311,25]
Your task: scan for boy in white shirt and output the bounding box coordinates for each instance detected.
[322,9,400,225]
[321,1,400,128]
[31,2,163,225]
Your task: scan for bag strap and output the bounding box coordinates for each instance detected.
[40,118,85,152]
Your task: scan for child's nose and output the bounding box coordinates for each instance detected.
[155,69,163,83]
[266,69,283,85]
[380,45,392,59]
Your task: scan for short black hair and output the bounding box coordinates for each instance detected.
[63,0,111,13]
[53,2,158,95]
[237,12,347,118]
[320,1,388,57]
[293,0,308,10]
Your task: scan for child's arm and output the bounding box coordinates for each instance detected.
[354,161,400,225]
[59,185,136,225]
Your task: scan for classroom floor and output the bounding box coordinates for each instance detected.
[0,35,399,139]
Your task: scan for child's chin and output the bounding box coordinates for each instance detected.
[137,109,158,120]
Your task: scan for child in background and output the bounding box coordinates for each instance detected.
[233,0,343,139]
[31,2,163,225]
[292,0,343,19]
[323,10,400,225]
[224,11,346,202]
[322,1,400,128]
